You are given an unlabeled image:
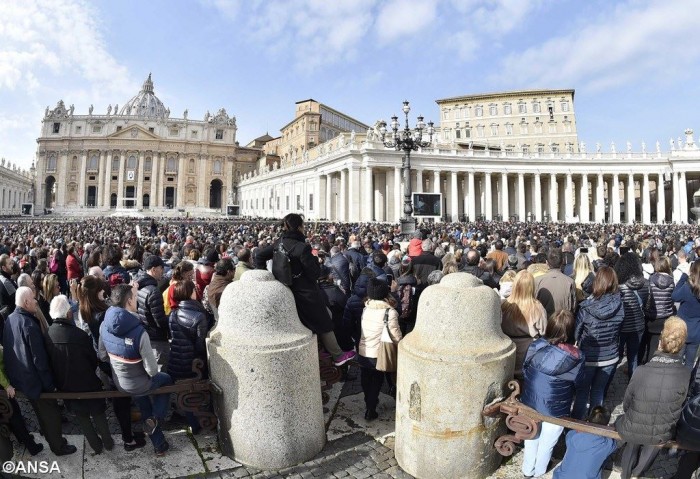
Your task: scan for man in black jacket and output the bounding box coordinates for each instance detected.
[0,254,17,338]
[412,239,443,285]
[136,255,169,371]
[462,249,499,289]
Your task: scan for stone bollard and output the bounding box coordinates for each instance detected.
[395,273,515,479]
[207,270,326,469]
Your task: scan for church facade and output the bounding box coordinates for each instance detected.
[34,75,260,214]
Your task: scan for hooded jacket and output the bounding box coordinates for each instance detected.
[672,274,700,344]
[615,352,689,445]
[136,272,169,342]
[553,430,618,479]
[521,338,584,417]
[168,299,209,380]
[645,272,675,334]
[576,293,624,365]
[342,270,373,346]
[619,276,649,334]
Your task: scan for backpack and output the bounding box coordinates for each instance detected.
[398,283,415,321]
[49,255,59,273]
[272,241,294,286]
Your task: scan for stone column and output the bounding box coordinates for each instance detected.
[500,173,509,220]
[339,168,347,221]
[349,167,361,222]
[177,155,187,207]
[433,170,441,193]
[208,270,325,468]
[642,174,651,224]
[150,153,159,209]
[450,171,459,222]
[484,173,492,221]
[468,171,476,222]
[612,173,621,223]
[517,173,525,221]
[198,156,208,208]
[325,174,332,220]
[56,151,68,208]
[158,153,166,208]
[103,151,112,208]
[394,167,401,222]
[680,171,688,223]
[580,173,589,223]
[137,151,145,209]
[78,152,87,207]
[657,172,665,224]
[549,173,557,221]
[395,273,514,478]
[364,166,373,221]
[596,174,605,223]
[116,151,125,209]
[416,169,423,193]
[534,173,542,221]
[97,151,105,208]
[627,173,635,224]
[565,173,573,221]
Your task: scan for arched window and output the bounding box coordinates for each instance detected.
[166,157,177,172]
[213,160,222,174]
[144,157,152,172]
[88,154,98,170]
[47,154,57,172]
[127,155,137,169]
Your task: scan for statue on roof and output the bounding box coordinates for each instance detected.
[183,109,188,120]
[69,104,74,116]
[107,104,112,115]
[88,104,93,115]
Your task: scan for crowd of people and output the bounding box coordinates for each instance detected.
[0,214,699,477]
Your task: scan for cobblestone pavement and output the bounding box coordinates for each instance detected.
[5,360,689,478]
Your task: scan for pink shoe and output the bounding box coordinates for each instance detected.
[319,350,332,360]
[333,350,357,367]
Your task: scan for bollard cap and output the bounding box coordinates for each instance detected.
[406,272,512,360]
[216,270,312,348]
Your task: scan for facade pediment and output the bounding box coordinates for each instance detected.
[107,125,159,140]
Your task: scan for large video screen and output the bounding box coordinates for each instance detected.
[412,193,442,217]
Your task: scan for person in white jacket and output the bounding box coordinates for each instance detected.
[358,278,402,421]
[674,248,691,285]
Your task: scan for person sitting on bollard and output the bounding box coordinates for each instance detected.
[99,283,173,456]
[552,406,619,479]
[358,277,402,421]
[615,317,690,479]
[521,309,584,478]
[255,213,356,367]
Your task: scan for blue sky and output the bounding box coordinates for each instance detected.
[1,0,699,169]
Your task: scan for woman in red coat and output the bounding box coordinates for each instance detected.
[66,245,83,283]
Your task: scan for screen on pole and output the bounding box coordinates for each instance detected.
[412,193,442,217]
[227,205,240,216]
[21,204,33,216]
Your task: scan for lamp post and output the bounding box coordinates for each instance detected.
[380,100,434,236]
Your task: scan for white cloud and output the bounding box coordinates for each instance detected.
[494,0,700,91]
[375,0,438,44]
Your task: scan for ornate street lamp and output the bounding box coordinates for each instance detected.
[379,100,434,235]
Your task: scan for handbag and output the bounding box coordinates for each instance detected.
[376,309,398,373]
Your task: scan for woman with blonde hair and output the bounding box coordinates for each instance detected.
[38,273,60,326]
[498,269,517,299]
[501,270,547,378]
[615,317,690,479]
[572,253,595,304]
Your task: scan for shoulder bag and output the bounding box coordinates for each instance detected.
[376,308,398,373]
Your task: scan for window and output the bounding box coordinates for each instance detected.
[522,145,529,154]
[548,122,556,134]
[504,104,512,115]
[149,127,155,133]
[475,106,483,117]
[92,125,102,133]
[533,102,541,113]
[520,122,528,135]
[489,105,497,116]
[296,195,301,210]
[166,157,177,173]
[127,155,137,169]
[191,130,198,139]
[71,156,78,170]
[75,126,82,134]
[490,124,498,136]
[561,101,569,112]
[464,128,471,138]
[52,123,60,134]
[47,154,57,172]
[548,106,554,120]
[88,154,98,171]
[116,126,122,132]
[112,158,119,171]
[518,103,526,114]
[476,125,485,138]
[169,128,179,136]
[455,130,461,139]
[215,129,224,140]
[443,130,450,140]
[551,144,559,154]
[188,159,195,173]
[213,160,222,174]
[537,144,545,153]
[535,122,543,134]
[144,157,152,172]
[563,121,572,133]
[309,194,314,211]
[505,123,513,135]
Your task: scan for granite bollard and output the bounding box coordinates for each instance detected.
[207,269,326,469]
[395,273,515,478]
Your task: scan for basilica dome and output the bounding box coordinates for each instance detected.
[119,74,169,118]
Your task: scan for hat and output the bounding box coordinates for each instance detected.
[143,255,165,270]
[49,295,71,320]
[367,277,390,301]
[198,249,219,265]
[508,255,518,268]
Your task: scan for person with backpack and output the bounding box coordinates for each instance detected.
[102,244,131,288]
[255,213,356,367]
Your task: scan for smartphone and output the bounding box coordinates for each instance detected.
[386,274,394,284]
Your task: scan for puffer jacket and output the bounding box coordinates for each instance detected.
[677,394,700,450]
[615,352,689,445]
[672,274,700,344]
[645,272,675,334]
[359,300,402,358]
[168,299,209,380]
[619,276,648,333]
[521,338,584,417]
[327,253,351,296]
[136,272,169,341]
[576,293,624,365]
